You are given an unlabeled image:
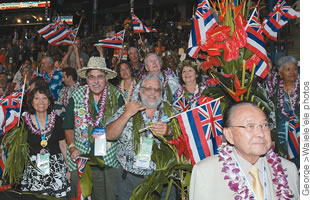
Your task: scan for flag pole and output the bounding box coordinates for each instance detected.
[17,74,27,126]
[138,96,224,133]
[73,16,84,44]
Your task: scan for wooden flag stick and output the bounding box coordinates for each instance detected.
[72,16,84,44]
[138,96,224,133]
[17,74,27,126]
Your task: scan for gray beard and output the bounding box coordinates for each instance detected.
[141,94,161,109]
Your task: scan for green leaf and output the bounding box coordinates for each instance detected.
[80,163,93,198]
[183,171,191,187]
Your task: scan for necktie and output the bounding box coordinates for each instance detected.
[249,166,264,200]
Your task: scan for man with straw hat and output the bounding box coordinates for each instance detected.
[63,56,123,200]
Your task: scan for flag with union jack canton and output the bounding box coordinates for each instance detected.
[262,0,299,41]
[287,111,300,160]
[131,14,157,33]
[187,0,218,58]
[94,30,125,49]
[55,27,78,46]
[0,89,23,136]
[38,17,69,45]
[245,8,269,78]
[177,98,223,165]
[173,96,190,112]
[76,157,91,200]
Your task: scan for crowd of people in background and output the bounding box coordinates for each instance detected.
[0,9,300,199]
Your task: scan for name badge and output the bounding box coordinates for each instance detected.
[37,152,50,175]
[134,137,153,169]
[92,127,107,156]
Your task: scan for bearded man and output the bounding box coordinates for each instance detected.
[106,74,176,200]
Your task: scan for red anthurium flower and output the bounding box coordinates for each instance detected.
[231,27,247,48]
[206,78,220,86]
[198,96,215,105]
[235,13,247,28]
[209,25,231,41]
[168,135,190,160]
[200,56,221,71]
[201,25,230,53]
[222,73,234,78]
[245,54,261,70]
[223,39,240,61]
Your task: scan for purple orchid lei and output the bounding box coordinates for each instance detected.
[218,144,294,200]
[23,110,56,135]
[277,78,299,117]
[83,85,108,127]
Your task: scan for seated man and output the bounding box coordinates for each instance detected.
[190,102,299,200]
[106,74,175,200]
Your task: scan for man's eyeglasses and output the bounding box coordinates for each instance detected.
[142,86,161,93]
[87,74,106,81]
[229,123,273,132]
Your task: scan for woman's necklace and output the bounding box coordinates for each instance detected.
[120,79,135,102]
[23,110,56,136]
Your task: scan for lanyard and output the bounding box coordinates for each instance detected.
[93,96,103,126]
[233,156,268,200]
[35,113,48,141]
[93,97,99,113]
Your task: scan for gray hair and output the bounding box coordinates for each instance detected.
[44,56,55,67]
[140,74,163,92]
[128,47,139,54]
[223,102,264,128]
[144,53,161,67]
[276,56,297,72]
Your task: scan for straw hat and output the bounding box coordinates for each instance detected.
[77,56,117,80]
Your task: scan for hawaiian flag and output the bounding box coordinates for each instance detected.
[131,14,158,33]
[177,98,223,165]
[245,8,269,79]
[287,111,300,160]
[55,27,78,46]
[76,157,91,200]
[0,89,23,136]
[187,0,218,58]
[38,17,69,45]
[76,157,88,177]
[262,0,299,41]
[173,96,190,112]
[94,30,125,49]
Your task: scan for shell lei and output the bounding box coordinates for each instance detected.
[218,144,294,200]
[83,85,108,127]
[23,110,56,135]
